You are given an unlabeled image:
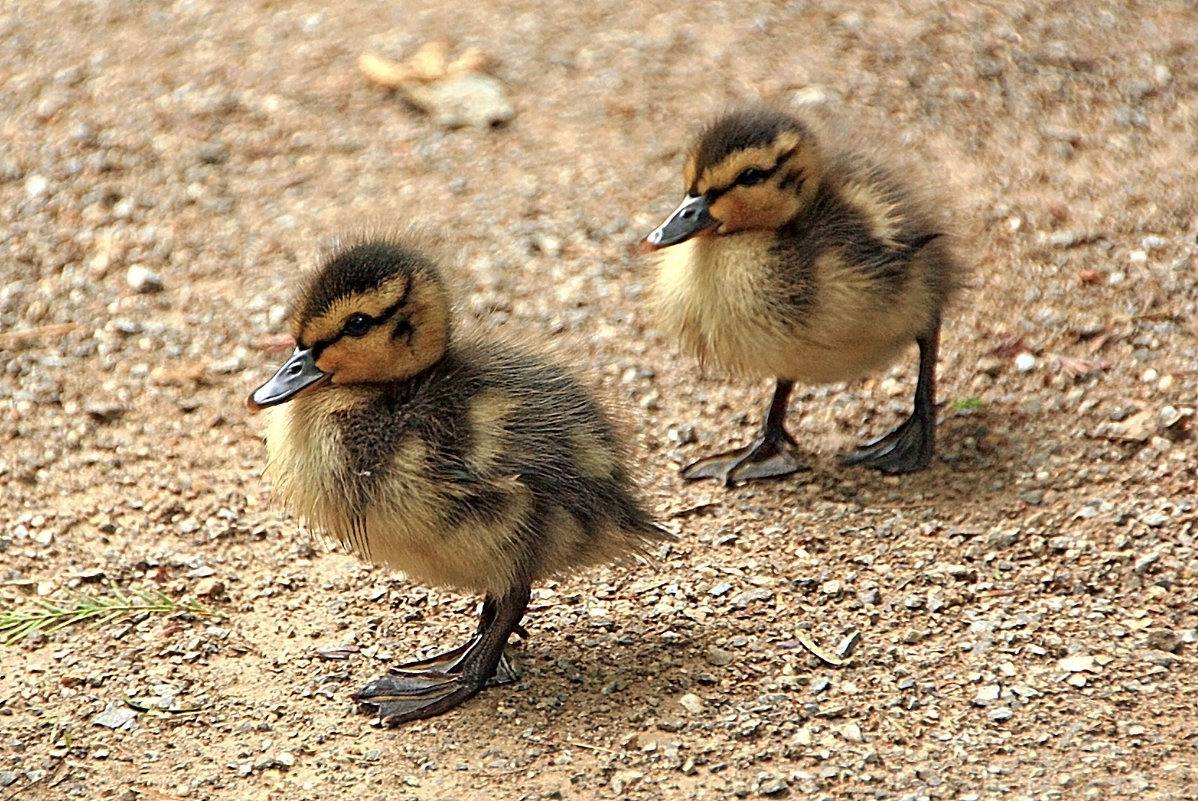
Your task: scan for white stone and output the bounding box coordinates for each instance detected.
[1058,654,1098,673]
[126,265,164,294]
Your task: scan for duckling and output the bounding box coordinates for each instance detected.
[247,236,669,724]
[642,107,964,484]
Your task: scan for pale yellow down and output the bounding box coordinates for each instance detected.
[653,234,938,385]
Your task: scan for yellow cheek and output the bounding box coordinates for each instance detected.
[318,338,391,384]
[712,188,799,233]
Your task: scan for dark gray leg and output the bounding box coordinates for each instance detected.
[682,379,807,486]
[845,324,939,473]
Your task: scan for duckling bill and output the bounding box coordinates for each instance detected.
[643,108,965,484]
[248,237,669,724]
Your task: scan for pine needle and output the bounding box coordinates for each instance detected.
[0,583,220,645]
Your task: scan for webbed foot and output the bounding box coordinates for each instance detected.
[682,432,807,486]
[354,649,520,725]
[845,326,939,474]
[681,379,806,486]
[844,411,933,473]
[352,586,530,725]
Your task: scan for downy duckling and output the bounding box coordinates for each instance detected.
[642,108,964,484]
[247,237,669,724]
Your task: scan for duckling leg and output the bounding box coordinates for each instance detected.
[353,584,531,725]
[845,325,938,473]
[682,379,806,486]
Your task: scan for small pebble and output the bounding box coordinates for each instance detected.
[126,265,164,294]
[758,775,789,796]
[706,646,734,667]
[729,587,772,610]
[93,703,138,730]
[1014,352,1038,372]
[678,693,704,714]
[668,424,697,445]
[973,684,1001,705]
[25,174,50,199]
[1059,654,1098,673]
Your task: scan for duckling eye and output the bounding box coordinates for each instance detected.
[735,167,769,187]
[342,313,374,337]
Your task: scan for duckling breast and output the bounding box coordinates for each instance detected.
[653,232,792,376]
[262,389,365,542]
[260,385,518,595]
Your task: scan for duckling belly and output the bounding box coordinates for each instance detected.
[361,465,532,597]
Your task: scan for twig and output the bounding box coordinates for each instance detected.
[0,323,80,348]
[796,632,846,667]
[567,740,617,755]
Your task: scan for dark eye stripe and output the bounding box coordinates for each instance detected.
[705,145,800,198]
[304,283,412,353]
[777,168,805,192]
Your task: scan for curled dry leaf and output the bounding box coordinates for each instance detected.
[149,361,211,387]
[1056,354,1108,378]
[317,644,361,660]
[989,333,1027,358]
[359,40,492,90]
[359,40,511,128]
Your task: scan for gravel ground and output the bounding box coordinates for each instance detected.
[2,1,1197,799]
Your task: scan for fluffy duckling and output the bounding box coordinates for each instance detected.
[642,108,964,484]
[247,237,669,724]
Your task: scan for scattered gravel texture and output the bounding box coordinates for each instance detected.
[2,2,1197,800]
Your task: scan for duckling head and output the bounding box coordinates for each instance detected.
[247,239,450,411]
[643,108,824,250]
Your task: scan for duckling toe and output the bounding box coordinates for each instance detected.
[391,640,475,673]
[845,412,934,474]
[354,670,480,725]
[391,639,521,677]
[682,433,808,486]
[727,448,807,483]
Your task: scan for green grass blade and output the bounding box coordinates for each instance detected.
[0,584,221,645]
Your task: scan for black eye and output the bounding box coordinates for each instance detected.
[736,167,768,187]
[342,313,373,337]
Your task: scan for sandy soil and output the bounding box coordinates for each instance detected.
[2,1,1197,799]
